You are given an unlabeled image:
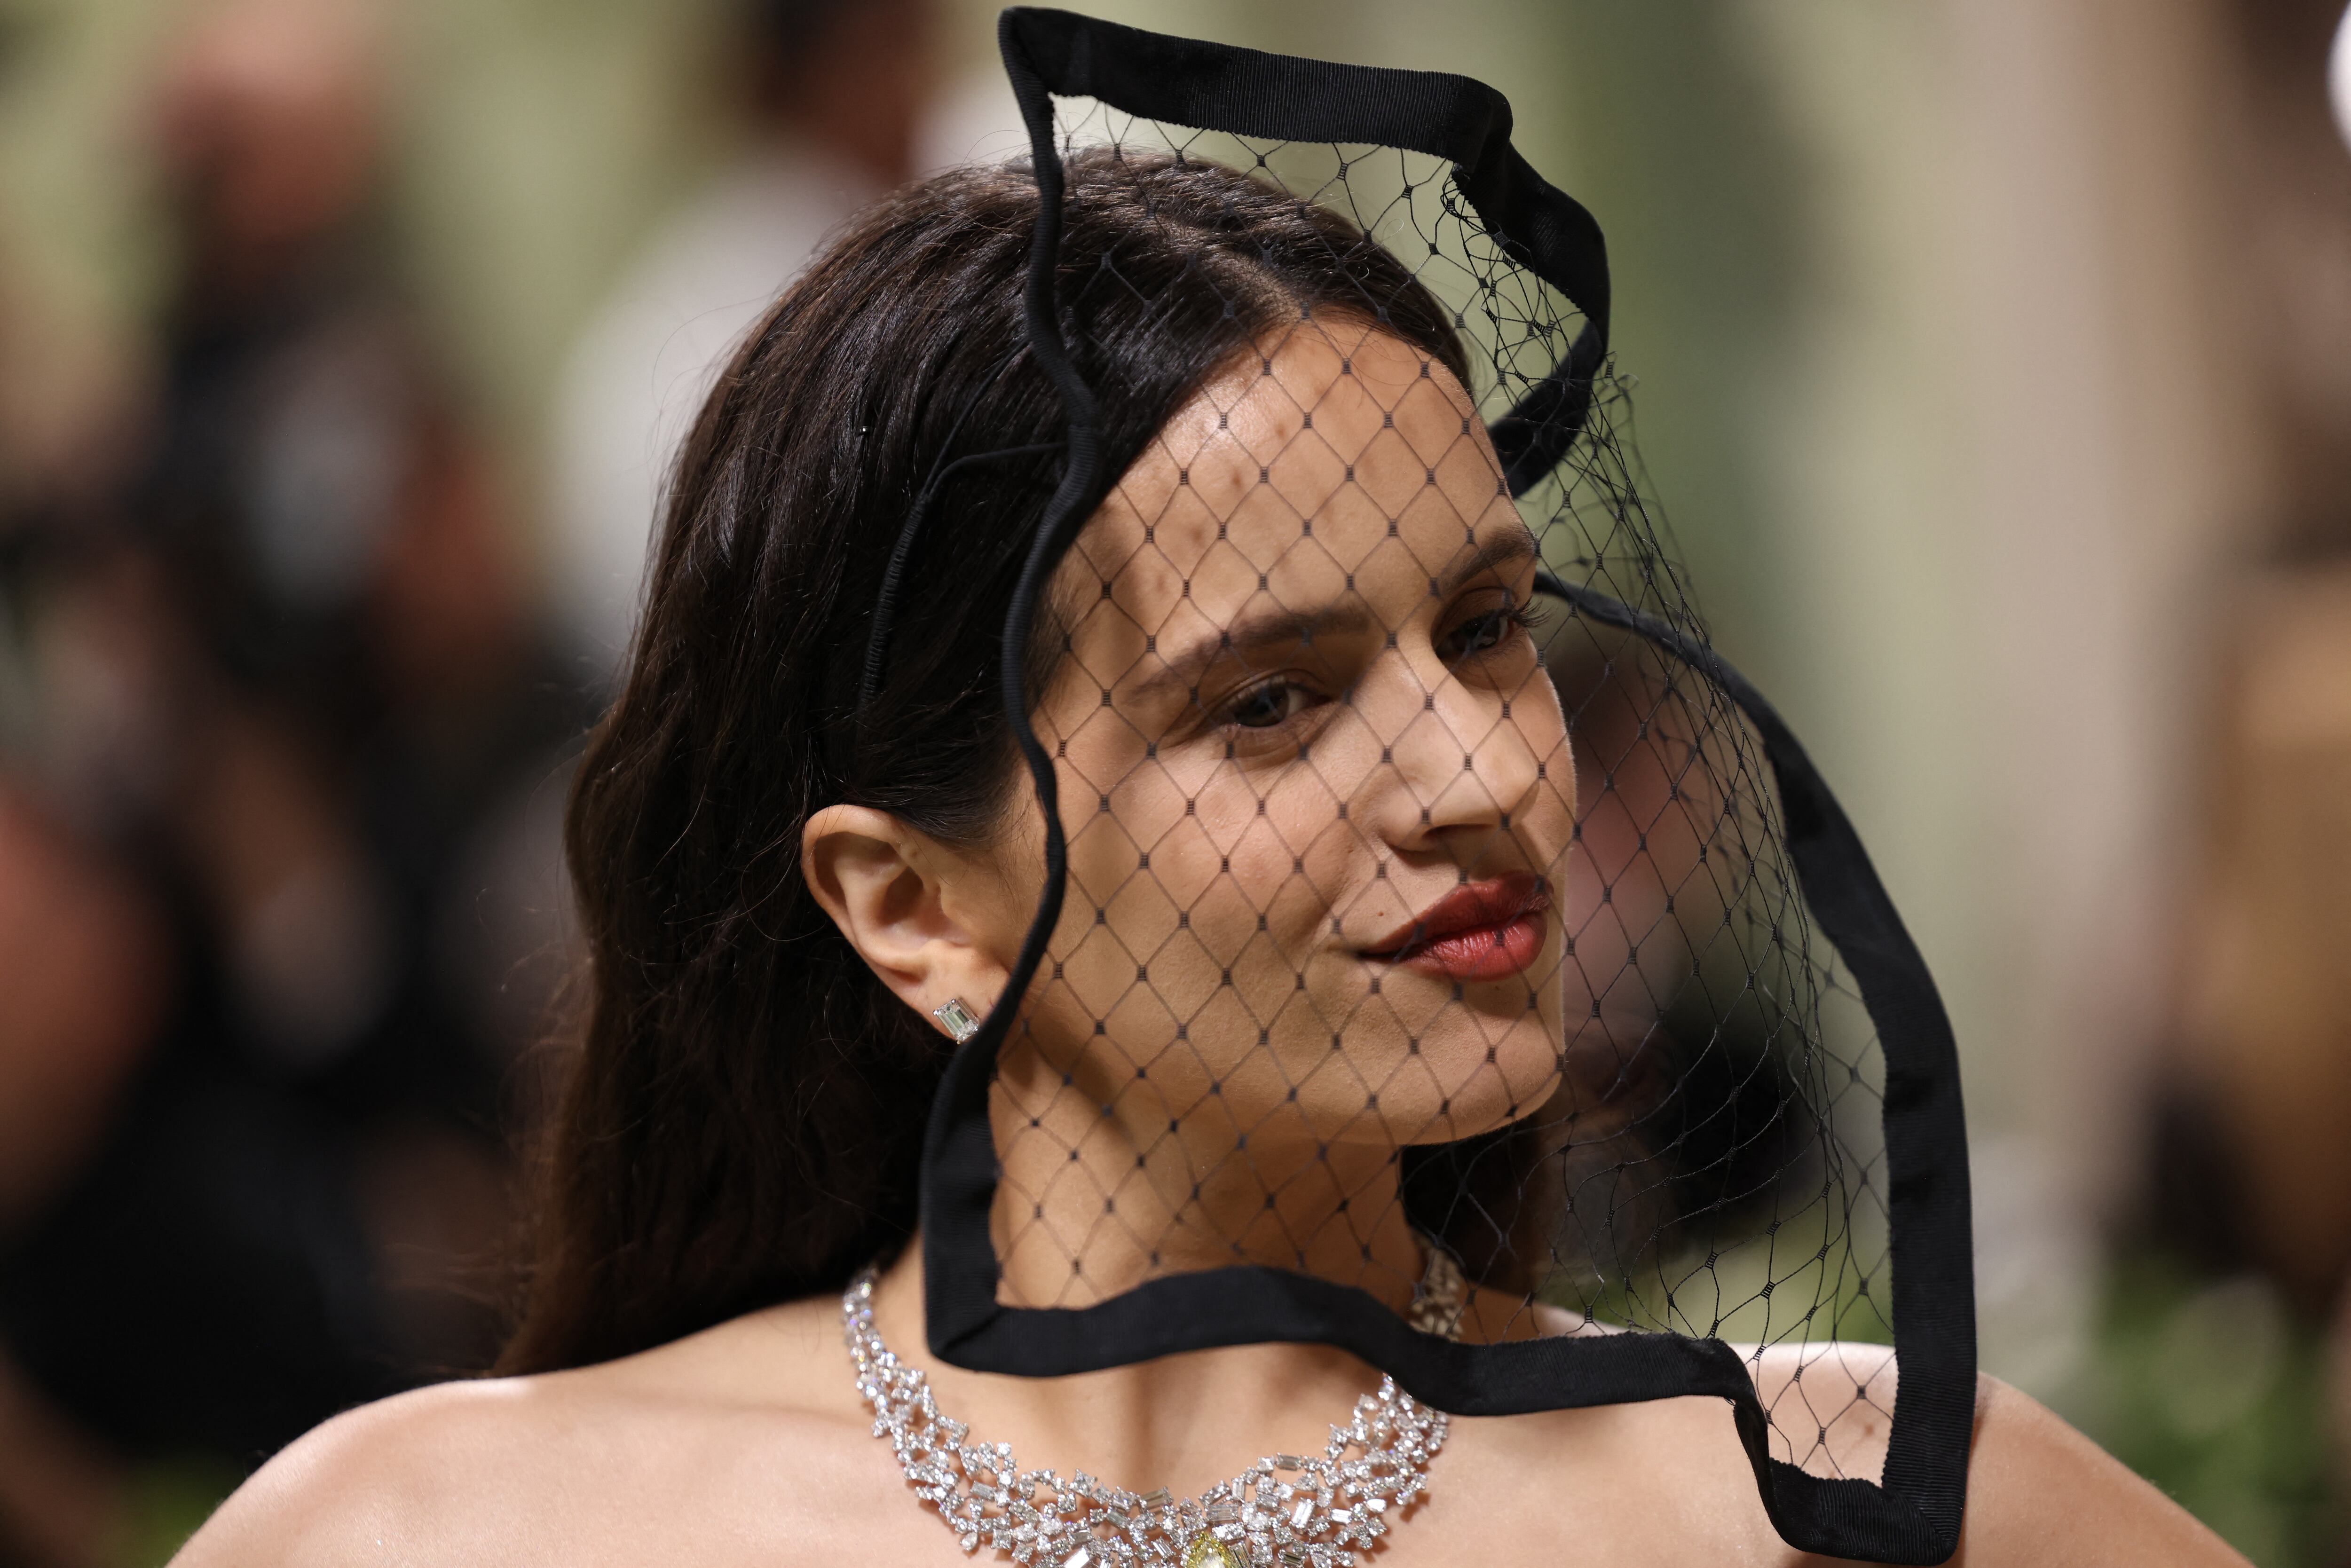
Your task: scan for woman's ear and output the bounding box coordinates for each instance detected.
[802,804,1009,1039]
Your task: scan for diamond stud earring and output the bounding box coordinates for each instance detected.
[931,997,982,1044]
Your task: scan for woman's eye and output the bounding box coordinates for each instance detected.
[1442,605,1526,661]
[1226,680,1312,729]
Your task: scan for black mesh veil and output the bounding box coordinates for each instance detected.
[887,11,1977,1563]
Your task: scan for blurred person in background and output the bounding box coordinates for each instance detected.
[547,0,938,684]
[0,0,583,1561]
[2113,0,2351,1556]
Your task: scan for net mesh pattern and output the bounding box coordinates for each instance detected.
[972,101,1898,1485]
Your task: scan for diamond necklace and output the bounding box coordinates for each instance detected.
[844,1264,1457,1568]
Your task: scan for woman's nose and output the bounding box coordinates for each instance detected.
[1360,655,1551,851]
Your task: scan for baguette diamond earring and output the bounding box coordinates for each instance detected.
[931,997,981,1044]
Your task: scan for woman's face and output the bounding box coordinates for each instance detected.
[991,317,1576,1273]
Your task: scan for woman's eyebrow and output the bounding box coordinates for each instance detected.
[1444,526,1539,589]
[1123,529,1536,707]
[1128,601,1374,704]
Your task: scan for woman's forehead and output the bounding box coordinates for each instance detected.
[1077,324,1526,623]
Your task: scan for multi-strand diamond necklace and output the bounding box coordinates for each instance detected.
[843,1262,1459,1568]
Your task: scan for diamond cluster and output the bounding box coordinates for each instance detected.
[844,1271,1447,1568]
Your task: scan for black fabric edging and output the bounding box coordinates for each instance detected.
[917,12,1976,1561]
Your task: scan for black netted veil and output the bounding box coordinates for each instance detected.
[888,11,1976,1563]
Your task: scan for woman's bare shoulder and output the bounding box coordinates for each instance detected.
[170,1295,874,1568]
[169,1376,570,1567]
[1744,1337,1900,1485]
[1474,1334,2243,1567]
[1739,1352,2244,1565]
[1948,1374,2246,1567]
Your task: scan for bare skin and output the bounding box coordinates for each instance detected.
[175,325,2243,1567]
[175,1245,2238,1567]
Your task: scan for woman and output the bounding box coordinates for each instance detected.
[175,150,2239,1566]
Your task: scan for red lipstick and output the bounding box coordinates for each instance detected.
[1359,873,1550,982]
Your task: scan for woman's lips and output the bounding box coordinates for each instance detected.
[1358,873,1551,982]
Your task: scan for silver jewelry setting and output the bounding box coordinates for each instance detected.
[933,997,983,1044]
[844,1267,1452,1568]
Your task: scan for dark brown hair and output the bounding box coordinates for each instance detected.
[500,152,1469,1374]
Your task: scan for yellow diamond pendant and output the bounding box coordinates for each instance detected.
[1183,1531,1244,1568]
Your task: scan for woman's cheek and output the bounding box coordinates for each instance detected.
[1514,672,1577,872]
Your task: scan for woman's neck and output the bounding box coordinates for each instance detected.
[987,1063,1427,1314]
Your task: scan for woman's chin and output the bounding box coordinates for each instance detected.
[1381,1016,1563,1144]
